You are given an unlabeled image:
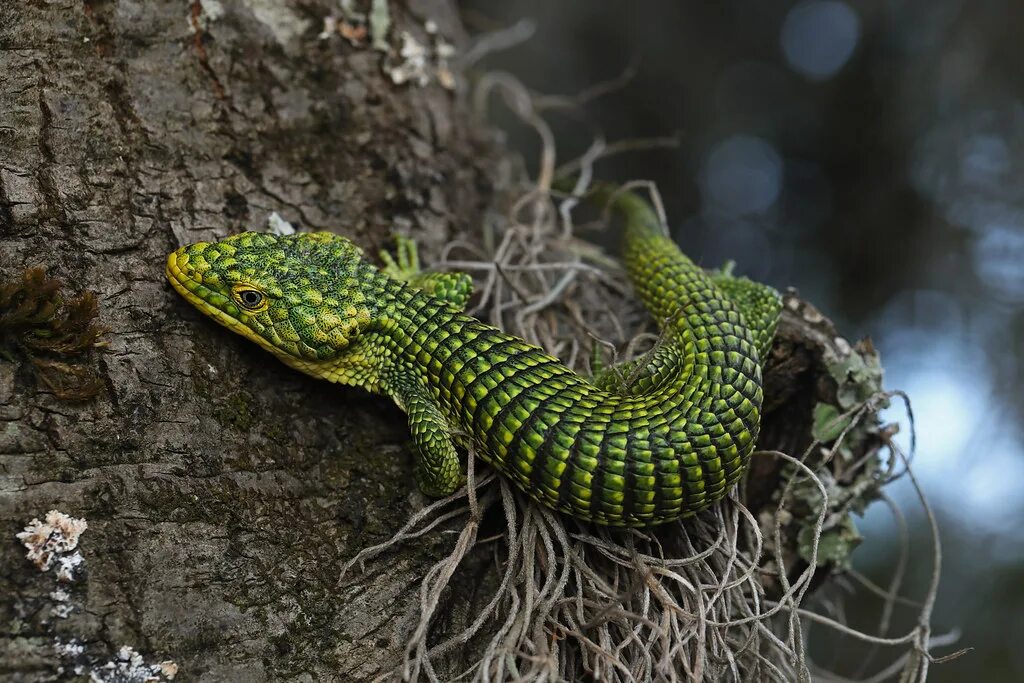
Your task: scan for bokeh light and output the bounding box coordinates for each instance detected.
[780,1,861,81]
[700,135,783,216]
[974,225,1024,301]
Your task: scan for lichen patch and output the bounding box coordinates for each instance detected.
[16,509,88,575]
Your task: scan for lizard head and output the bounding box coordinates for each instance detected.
[166,231,376,375]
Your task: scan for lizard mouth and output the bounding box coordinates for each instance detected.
[165,248,204,306]
[166,248,228,321]
[166,248,279,355]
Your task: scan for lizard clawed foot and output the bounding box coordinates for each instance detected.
[380,235,474,311]
[379,234,421,283]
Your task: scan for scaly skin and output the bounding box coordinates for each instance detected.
[166,190,781,526]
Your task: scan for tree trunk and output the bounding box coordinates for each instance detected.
[0,2,880,680]
[1,1,500,679]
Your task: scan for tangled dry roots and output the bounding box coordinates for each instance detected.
[339,67,957,682]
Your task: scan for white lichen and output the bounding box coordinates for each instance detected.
[186,0,224,34]
[86,646,177,683]
[388,31,429,86]
[241,0,310,50]
[266,212,296,235]
[318,16,337,41]
[56,551,85,582]
[318,5,454,89]
[340,0,363,21]
[17,510,88,574]
[385,27,457,90]
[50,588,74,618]
[20,512,88,620]
[369,0,391,52]
[55,638,86,658]
[56,640,177,681]
[53,602,75,619]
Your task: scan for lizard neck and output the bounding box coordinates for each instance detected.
[367,283,466,387]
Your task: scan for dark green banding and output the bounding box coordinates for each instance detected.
[167,186,782,527]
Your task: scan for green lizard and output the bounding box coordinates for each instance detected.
[166,188,781,527]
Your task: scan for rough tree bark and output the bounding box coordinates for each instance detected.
[1,1,503,679]
[0,1,880,680]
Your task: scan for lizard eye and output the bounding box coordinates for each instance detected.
[235,288,265,310]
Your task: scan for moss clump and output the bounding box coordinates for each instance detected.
[213,391,256,430]
[0,267,107,400]
[792,338,887,570]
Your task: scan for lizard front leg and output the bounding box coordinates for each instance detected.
[387,373,465,497]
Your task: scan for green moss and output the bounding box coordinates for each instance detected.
[262,420,287,443]
[0,267,107,400]
[213,391,256,430]
[785,337,887,570]
[798,514,862,569]
[826,341,885,410]
[811,403,852,443]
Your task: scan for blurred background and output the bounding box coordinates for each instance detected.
[459,1,1023,680]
